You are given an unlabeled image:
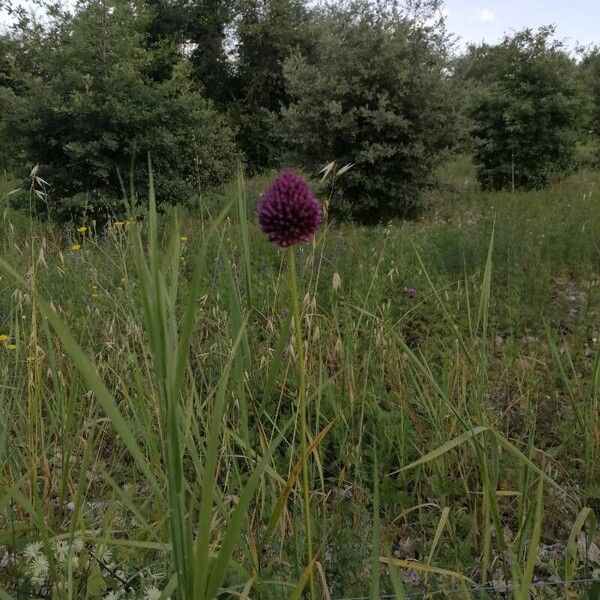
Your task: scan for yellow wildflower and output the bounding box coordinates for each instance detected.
[180,235,188,242]
[0,334,8,342]
[6,343,16,350]
[77,226,88,234]
[71,244,81,251]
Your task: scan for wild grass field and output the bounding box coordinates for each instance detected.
[1,158,600,599]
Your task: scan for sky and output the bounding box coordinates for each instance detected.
[1,0,599,55]
[444,0,600,53]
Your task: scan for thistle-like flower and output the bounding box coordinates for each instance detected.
[404,286,418,300]
[53,539,70,564]
[23,541,44,560]
[144,587,166,600]
[257,170,322,247]
[93,543,112,564]
[27,553,49,586]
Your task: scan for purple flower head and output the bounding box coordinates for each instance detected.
[404,286,418,300]
[258,170,322,247]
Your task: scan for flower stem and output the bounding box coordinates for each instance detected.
[287,246,316,600]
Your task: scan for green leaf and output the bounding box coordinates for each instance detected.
[87,563,108,597]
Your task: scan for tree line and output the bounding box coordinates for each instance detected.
[1,0,600,222]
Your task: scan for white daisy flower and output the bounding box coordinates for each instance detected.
[93,544,112,563]
[143,587,162,600]
[23,541,44,560]
[72,537,85,553]
[28,553,49,585]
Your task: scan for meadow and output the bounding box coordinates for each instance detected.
[1,158,600,599]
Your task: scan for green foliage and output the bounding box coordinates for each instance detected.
[465,28,583,191]
[0,33,19,171]
[1,159,600,597]
[233,0,313,172]
[0,87,17,171]
[4,0,237,221]
[144,0,235,102]
[279,1,458,223]
[581,48,600,158]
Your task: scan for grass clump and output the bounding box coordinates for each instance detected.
[0,158,599,599]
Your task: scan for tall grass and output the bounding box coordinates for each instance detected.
[1,159,599,598]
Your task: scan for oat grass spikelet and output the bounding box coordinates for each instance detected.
[258,170,322,247]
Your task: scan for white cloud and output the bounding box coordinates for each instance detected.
[474,8,495,22]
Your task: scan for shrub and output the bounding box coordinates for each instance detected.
[0,35,19,172]
[580,49,600,160]
[232,0,313,173]
[466,28,583,191]
[0,87,17,172]
[5,0,238,222]
[279,1,457,223]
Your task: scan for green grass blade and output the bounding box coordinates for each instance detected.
[236,165,253,310]
[565,507,596,583]
[369,448,381,600]
[193,322,248,598]
[0,257,163,496]
[396,426,489,473]
[517,476,544,600]
[204,418,292,599]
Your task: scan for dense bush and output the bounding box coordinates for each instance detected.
[0,1,593,222]
[3,0,237,221]
[581,49,600,156]
[279,1,458,223]
[232,0,313,172]
[0,87,16,172]
[0,35,18,172]
[465,28,582,191]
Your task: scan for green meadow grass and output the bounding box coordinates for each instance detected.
[0,158,599,599]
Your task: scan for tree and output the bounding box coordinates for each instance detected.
[279,0,457,222]
[465,28,583,191]
[580,49,600,153]
[0,34,17,169]
[5,0,238,221]
[143,0,235,103]
[232,0,313,172]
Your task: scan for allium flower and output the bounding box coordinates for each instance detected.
[257,170,322,247]
[404,286,418,300]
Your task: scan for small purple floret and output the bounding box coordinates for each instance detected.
[404,287,418,300]
[258,170,323,247]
